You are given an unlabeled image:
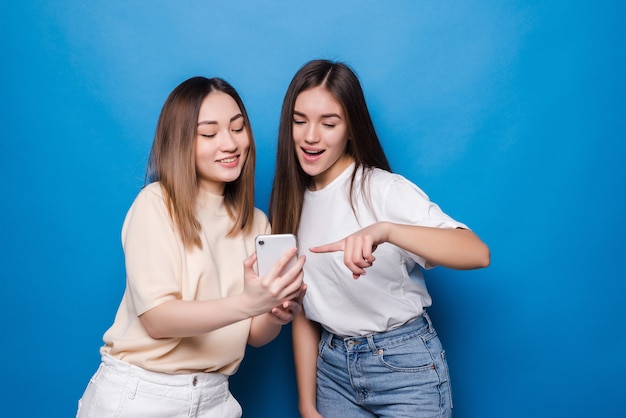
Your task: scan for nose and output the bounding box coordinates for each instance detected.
[304,124,320,144]
[219,130,238,151]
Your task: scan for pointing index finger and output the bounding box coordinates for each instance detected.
[309,240,345,254]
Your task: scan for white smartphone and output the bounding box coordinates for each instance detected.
[255,233,297,276]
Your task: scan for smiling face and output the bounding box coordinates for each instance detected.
[195,91,250,195]
[292,86,354,190]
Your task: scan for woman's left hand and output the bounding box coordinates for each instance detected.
[267,283,307,325]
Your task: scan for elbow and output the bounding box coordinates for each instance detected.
[247,332,279,348]
[139,314,168,340]
[476,244,491,269]
[247,339,267,349]
[247,318,281,348]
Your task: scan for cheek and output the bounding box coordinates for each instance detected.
[195,141,211,160]
[240,146,250,164]
[328,132,349,149]
[195,140,220,169]
[240,135,251,155]
[292,125,305,142]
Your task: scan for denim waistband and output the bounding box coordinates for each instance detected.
[101,353,228,387]
[321,312,434,354]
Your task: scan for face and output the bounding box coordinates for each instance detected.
[292,86,353,190]
[195,91,250,194]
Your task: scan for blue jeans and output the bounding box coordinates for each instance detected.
[317,312,453,418]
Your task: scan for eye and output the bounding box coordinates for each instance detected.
[200,133,216,139]
[323,123,336,128]
[293,118,306,125]
[232,125,245,133]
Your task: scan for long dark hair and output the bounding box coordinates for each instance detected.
[269,60,391,234]
[146,76,257,248]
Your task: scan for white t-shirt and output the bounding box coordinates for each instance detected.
[298,163,467,337]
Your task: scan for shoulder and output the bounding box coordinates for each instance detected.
[252,207,269,223]
[134,182,166,203]
[122,182,175,242]
[364,167,428,198]
[125,182,169,222]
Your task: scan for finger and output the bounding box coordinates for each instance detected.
[244,252,257,268]
[361,235,376,263]
[309,240,344,253]
[294,283,307,303]
[269,255,305,293]
[261,247,298,285]
[283,254,306,276]
[349,236,377,271]
[343,237,367,277]
[274,303,298,319]
[283,300,302,315]
[269,263,305,301]
[243,252,258,277]
[279,275,305,301]
[269,309,291,324]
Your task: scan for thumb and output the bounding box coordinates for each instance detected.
[244,252,257,274]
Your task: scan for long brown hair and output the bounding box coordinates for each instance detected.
[269,60,391,234]
[146,76,257,248]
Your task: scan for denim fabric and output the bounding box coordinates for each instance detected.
[317,312,453,418]
[76,354,242,418]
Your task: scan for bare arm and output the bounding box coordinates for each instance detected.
[311,222,490,279]
[293,310,323,418]
[140,249,305,339]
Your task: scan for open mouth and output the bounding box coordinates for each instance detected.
[302,148,324,156]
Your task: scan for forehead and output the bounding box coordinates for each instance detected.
[198,91,241,121]
[294,86,343,115]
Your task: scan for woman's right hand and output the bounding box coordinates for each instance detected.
[241,248,305,316]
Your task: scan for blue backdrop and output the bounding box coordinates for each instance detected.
[1,1,625,417]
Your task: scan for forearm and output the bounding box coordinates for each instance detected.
[386,222,490,269]
[248,314,282,347]
[139,294,261,339]
[293,311,321,416]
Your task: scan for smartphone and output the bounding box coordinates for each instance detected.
[255,233,297,276]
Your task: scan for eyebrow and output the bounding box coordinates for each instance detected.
[293,110,342,119]
[197,113,244,126]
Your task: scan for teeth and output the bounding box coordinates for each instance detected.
[304,149,323,155]
[218,157,237,163]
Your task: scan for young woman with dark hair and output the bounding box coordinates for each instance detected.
[270,60,490,418]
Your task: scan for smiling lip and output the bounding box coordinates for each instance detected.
[216,155,240,167]
[301,147,324,162]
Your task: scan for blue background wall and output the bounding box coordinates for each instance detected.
[1,1,624,417]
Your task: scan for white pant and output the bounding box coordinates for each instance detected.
[77,354,242,418]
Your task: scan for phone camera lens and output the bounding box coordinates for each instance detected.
[258,240,264,245]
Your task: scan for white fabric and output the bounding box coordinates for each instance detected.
[298,163,467,337]
[77,354,242,418]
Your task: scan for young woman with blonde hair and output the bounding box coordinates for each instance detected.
[77,76,305,417]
